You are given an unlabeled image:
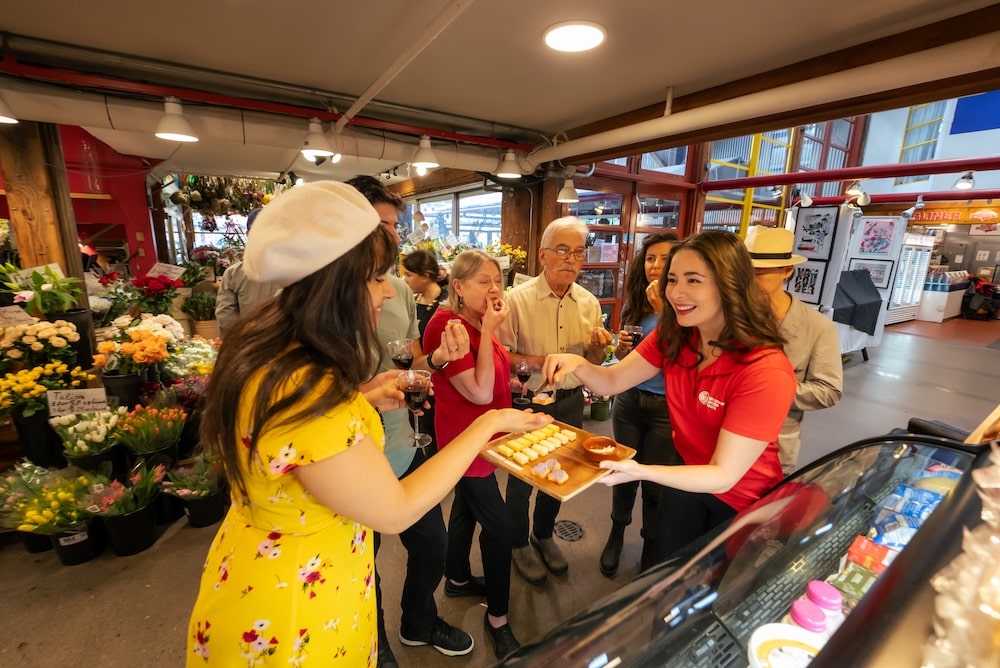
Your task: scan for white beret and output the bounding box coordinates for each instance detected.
[244,181,380,287]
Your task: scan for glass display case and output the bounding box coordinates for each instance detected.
[500,434,989,667]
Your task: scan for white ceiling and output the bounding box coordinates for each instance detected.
[1,0,998,184]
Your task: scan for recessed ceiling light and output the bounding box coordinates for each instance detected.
[544,21,606,53]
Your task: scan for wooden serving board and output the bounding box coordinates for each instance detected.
[482,420,636,502]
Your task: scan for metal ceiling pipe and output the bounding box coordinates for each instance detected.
[335,0,476,132]
[523,33,1000,170]
[804,189,1000,206]
[701,156,1000,192]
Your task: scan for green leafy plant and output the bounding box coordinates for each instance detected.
[181,292,218,322]
[161,454,225,498]
[179,262,207,287]
[0,263,84,317]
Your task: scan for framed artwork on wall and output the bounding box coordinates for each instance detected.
[789,260,828,305]
[857,218,896,255]
[848,258,895,289]
[793,207,838,260]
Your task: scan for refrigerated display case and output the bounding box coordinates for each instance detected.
[886,233,935,324]
[499,433,990,667]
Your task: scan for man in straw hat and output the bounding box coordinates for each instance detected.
[745,226,843,474]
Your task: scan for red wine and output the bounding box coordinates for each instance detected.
[392,355,414,370]
[630,332,644,346]
[516,371,531,383]
[402,385,428,411]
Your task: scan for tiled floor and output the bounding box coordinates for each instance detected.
[1,317,998,668]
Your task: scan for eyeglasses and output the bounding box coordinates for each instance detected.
[543,247,587,260]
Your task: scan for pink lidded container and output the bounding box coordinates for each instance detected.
[806,580,846,633]
[783,599,827,635]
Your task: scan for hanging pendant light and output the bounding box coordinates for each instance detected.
[0,93,18,124]
[496,150,522,179]
[556,178,579,203]
[411,135,439,169]
[301,118,336,159]
[155,97,198,142]
[953,172,975,190]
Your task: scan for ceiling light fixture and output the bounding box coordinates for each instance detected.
[544,21,606,52]
[411,135,439,169]
[556,177,579,203]
[496,150,522,179]
[154,96,198,142]
[0,93,18,124]
[953,172,975,190]
[301,118,336,159]
[413,202,425,224]
[915,194,925,209]
[856,190,871,206]
[845,180,863,197]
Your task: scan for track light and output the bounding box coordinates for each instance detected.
[0,93,18,124]
[411,135,439,169]
[915,194,926,209]
[556,178,579,203]
[799,192,813,208]
[496,150,522,179]
[953,172,974,190]
[856,191,871,206]
[301,118,337,160]
[901,206,917,219]
[845,181,863,197]
[413,202,425,223]
[155,97,198,142]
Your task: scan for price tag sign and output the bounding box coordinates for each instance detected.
[12,262,65,283]
[148,263,186,280]
[0,305,36,326]
[46,389,109,416]
[493,255,511,270]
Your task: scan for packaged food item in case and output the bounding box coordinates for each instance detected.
[846,534,899,575]
[876,483,944,521]
[913,463,962,494]
[868,508,922,549]
[804,580,846,635]
[747,623,823,668]
[828,562,880,610]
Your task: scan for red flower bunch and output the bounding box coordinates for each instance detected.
[98,271,121,286]
[131,273,183,314]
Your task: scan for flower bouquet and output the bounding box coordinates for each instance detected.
[93,328,171,376]
[87,464,166,555]
[0,262,85,318]
[179,261,207,288]
[162,454,224,499]
[163,338,217,378]
[190,245,223,278]
[181,291,218,322]
[116,405,187,470]
[49,407,128,457]
[4,464,95,535]
[91,272,140,328]
[0,319,82,369]
[131,273,184,315]
[0,460,49,540]
[0,362,94,419]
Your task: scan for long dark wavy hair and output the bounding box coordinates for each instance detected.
[655,230,785,367]
[201,225,397,499]
[620,232,679,326]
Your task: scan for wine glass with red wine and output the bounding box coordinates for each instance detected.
[397,369,432,450]
[387,339,415,370]
[513,360,531,406]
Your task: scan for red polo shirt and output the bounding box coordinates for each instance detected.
[636,330,795,511]
[424,308,511,478]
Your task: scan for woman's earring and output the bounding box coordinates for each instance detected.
[458,296,463,309]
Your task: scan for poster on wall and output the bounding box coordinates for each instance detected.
[848,258,894,289]
[789,260,827,305]
[793,207,838,260]
[857,218,896,255]
[969,223,1000,236]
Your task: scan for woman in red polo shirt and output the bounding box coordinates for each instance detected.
[542,230,796,565]
[422,250,522,660]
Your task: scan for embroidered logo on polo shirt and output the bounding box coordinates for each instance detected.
[698,391,725,410]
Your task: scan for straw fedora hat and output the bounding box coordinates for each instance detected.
[744,227,807,268]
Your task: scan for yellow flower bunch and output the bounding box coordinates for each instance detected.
[485,241,528,266]
[93,328,170,375]
[0,319,82,368]
[0,362,94,419]
[9,469,94,534]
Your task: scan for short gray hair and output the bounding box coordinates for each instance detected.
[539,216,588,250]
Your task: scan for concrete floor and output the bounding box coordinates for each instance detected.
[1,318,998,668]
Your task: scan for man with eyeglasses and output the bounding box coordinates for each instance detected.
[501,216,613,584]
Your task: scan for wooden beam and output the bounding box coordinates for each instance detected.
[0,121,73,274]
[0,189,112,200]
[389,168,481,199]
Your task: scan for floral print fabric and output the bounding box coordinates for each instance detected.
[187,390,383,666]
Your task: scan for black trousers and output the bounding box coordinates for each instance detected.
[506,388,584,546]
[652,485,736,566]
[374,447,446,638]
[610,387,679,541]
[445,474,514,617]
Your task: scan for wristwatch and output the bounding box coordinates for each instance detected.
[427,347,450,371]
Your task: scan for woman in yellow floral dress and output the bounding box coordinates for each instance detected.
[186,182,551,666]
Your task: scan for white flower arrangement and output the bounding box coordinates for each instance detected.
[0,218,9,247]
[105,312,187,342]
[163,336,218,377]
[0,319,81,364]
[49,406,129,456]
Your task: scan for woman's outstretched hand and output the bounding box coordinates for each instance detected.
[598,458,645,486]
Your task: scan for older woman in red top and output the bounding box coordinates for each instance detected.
[422,250,521,661]
[542,231,796,566]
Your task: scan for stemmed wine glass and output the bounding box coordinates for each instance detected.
[387,339,415,370]
[397,369,432,450]
[513,360,531,406]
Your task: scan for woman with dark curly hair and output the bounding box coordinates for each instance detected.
[542,231,795,567]
[600,232,679,577]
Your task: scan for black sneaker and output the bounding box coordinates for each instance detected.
[483,612,521,660]
[445,575,487,598]
[399,617,474,657]
[377,640,399,668]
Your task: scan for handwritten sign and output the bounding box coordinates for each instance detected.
[493,255,511,270]
[47,389,109,416]
[12,262,65,283]
[148,263,186,280]
[0,305,36,326]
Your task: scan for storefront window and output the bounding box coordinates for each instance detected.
[636,196,680,229]
[639,147,687,176]
[419,196,454,240]
[568,190,624,226]
[457,190,502,247]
